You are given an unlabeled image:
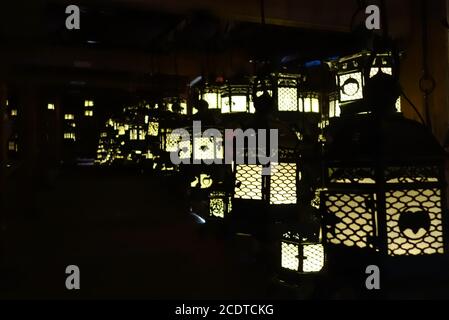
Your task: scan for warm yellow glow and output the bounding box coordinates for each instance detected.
[210,198,225,218]
[232,96,247,112]
[300,96,320,113]
[118,126,126,136]
[395,97,401,112]
[11,109,18,116]
[249,101,256,114]
[281,242,299,271]
[64,133,76,141]
[209,191,229,219]
[130,129,138,141]
[386,189,444,256]
[270,163,297,205]
[64,114,75,120]
[193,137,223,160]
[339,72,363,102]
[165,131,180,152]
[47,103,55,110]
[325,194,375,248]
[8,141,17,151]
[369,67,392,78]
[179,140,192,159]
[221,97,231,113]
[84,100,94,107]
[139,130,146,140]
[145,150,154,159]
[84,110,93,117]
[329,99,341,117]
[303,244,325,273]
[203,92,220,110]
[222,96,247,113]
[278,87,298,111]
[200,174,213,189]
[190,174,213,189]
[332,178,376,184]
[235,165,263,200]
[148,122,159,136]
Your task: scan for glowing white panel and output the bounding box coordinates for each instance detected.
[231,96,247,113]
[193,137,223,160]
[303,244,325,273]
[278,87,298,111]
[148,122,159,136]
[339,72,363,102]
[203,92,220,109]
[270,163,297,205]
[221,97,231,113]
[329,99,341,117]
[234,165,263,200]
[281,242,299,271]
[370,67,392,78]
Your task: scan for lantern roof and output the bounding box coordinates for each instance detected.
[325,114,444,162]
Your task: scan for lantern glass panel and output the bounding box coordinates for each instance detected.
[203,92,221,110]
[278,87,298,111]
[339,72,363,102]
[209,191,231,219]
[303,244,325,273]
[221,97,231,113]
[270,163,297,205]
[370,67,392,78]
[234,165,263,200]
[178,140,192,159]
[329,99,341,118]
[148,122,159,136]
[299,96,320,113]
[231,96,247,113]
[386,188,444,256]
[281,242,299,271]
[165,131,180,152]
[325,193,376,248]
[193,137,224,161]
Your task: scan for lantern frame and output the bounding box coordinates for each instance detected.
[321,116,448,260]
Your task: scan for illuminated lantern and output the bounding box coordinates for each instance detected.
[176,127,232,221]
[221,83,253,114]
[276,73,301,112]
[233,148,300,227]
[321,113,447,260]
[328,93,341,118]
[147,120,159,137]
[280,230,325,278]
[199,84,222,111]
[336,51,402,111]
[163,97,188,115]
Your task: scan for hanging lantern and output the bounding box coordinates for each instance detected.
[233,148,299,215]
[321,114,447,258]
[298,91,320,113]
[221,83,253,114]
[209,191,233,219]
[276,73,301,112]
[280,231,325,277]
[199,84,222,111]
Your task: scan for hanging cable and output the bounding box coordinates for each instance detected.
[420,0,435,131]
[401,90,426,125]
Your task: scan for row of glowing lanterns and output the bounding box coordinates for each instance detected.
[93,52,445,279]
